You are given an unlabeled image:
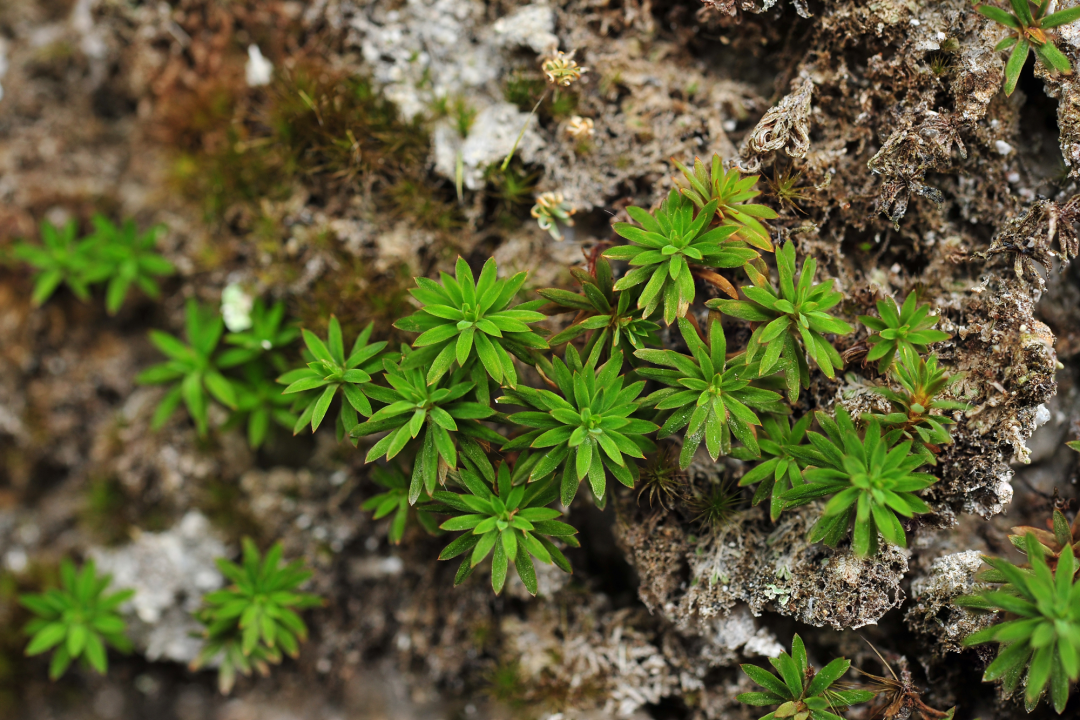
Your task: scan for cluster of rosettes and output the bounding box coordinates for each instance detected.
[173,154,964,604]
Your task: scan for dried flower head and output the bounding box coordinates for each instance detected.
[566,116,594,140]
[542,51,587,87]
[531,191,576,240]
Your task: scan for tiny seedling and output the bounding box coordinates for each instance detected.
[423,462,579,595]
[737,634,875,719]
[780,406,937,557]
[352,348,502,503]
[20,559,134,680]
[137,299,239,437]
[603,189,759,325]
[977,1,1080,95]
[277,317,388,439]
[499,347,657,507]
[689,479,742,531]
[709,241,853,401]
[957,534,1080,714]
[673,154,777,251]
[394,257,548,393]
[191,539,322,694]
[635,317,787,468]
[539,257,660,366]
[636,445,686,510]
[857,291,951,372]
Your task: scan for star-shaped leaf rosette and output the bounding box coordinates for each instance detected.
[602,189,759,325]
[394,258,548,402]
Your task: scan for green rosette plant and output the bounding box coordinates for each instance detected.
[673,154,778,251]
[635,317,787,468]
[780,406,937,557]
[708,241,853,401]
[277,317,388,439]
[190,540,322,694]
[602,189,759,325]
[352,349,503,502]
[870,353,967,465]
[13,219,105,306]
[977,1,1080,96]
[19,559,135,680]
[423,462,579,594]
[736,634,875,720]
[136,298,239,437]
[538,257,660,366]
[957,535,1080,714]
[499,348,657,507]
[394,257,549,393]
[219,298,300,371]
[86,215,175,315]
[857,291,950,372]
[733,413,813,521]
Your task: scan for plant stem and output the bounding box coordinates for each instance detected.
[501,90,549,171]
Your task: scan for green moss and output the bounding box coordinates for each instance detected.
[170,63,459,231]
[81,476,130,546]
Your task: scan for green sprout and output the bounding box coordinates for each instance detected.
[219,298,300,371]
[19,559,134,680]
[14,220,100,306]
[673,154,778,251]
[780,406,937,557]
[733,414,813,521]
[857,291,951,372]
[957,535,1080,714]
[708,242,853,402]
[276,317,388,439]
[86,216,175,315]
[870,353,967,465]
[499,348,657,507]
[136,299,239,437]
[635,317,787,468]
[424,462,579,595]
[361,462,440,544]
[190,539,323,694]
[977,1,1080,96]
[395,257,548,393]
[736,634,875,720]
[353,349,502,503]
[689,479,742,531]
[603,189,759,325]
[538,257,660,366]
